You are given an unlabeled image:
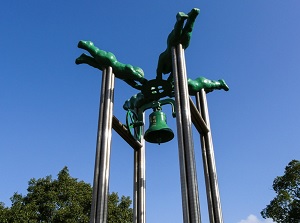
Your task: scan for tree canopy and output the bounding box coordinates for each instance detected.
[261,160,300,223]
[0,167,133,223]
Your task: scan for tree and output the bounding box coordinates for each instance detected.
[261,160,300,223]
[107,192,133,223]
[0,167,133,223]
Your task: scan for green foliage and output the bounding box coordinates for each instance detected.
[261,160,300,223]
[0,202,10,223]
[0,167,132,223]
[107,193,133,223]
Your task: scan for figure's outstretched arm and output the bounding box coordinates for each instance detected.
[75,53,103,71]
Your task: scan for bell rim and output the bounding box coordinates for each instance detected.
[144,127,174,144]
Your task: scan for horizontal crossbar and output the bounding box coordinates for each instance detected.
[112,115,143,150]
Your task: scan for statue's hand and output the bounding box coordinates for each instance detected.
[75,53,103,71]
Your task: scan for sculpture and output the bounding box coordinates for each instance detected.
[75,40,147,90]
[156,8,200,79]
[75,8,229,112]
[76,8,228,223]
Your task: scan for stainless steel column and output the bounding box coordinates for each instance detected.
[90,67,115,223]
[196,90,223,223]
[172,44,201,223]
[133,111,146,223]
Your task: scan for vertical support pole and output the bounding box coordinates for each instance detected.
[199,132,215,223]
[172,44,201,223]
[90,67,115,223]
[196,90,223,223]
[133,111,146,223]
[173,45,189,223]
[134,150,138,223]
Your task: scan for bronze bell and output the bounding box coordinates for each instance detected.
[144,110,174,144]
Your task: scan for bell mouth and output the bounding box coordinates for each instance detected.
[144,128,174,144]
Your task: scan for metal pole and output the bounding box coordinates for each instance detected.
[133,110,146,223]
[102,67,115,222]
[96,66,114,222]
[139,116,146,223]
[173,44,201,223]
[172,46,190,223]
[196,90,223,223]
[133,149,138,223]
[195,94,215,223]
[177,44,201,223]
[90,69,107,223]
[90,67,115,223]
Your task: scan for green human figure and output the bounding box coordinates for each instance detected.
[75,41,147,90]
[123,92,145,111]
[188,77,229,95]
[156,8,200,79]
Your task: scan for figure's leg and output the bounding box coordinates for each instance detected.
[184,8,200,32]
[181,8,200,49]
[167,12,188,47]
[173,12,188,37]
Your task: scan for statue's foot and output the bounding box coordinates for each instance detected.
[191,8,200,15]
[77,40,94,49]
[75,56,85,64]
[188,8,200,18]
[75,58,82,64]
[75,53,89,64]
[219,79,229,91]
[176,12,188,21]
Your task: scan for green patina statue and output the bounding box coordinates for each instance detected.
[156,8,200,79]
[75,8,229,113]
[76,40,147,90]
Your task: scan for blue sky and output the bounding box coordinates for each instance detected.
[1,1,299,222]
